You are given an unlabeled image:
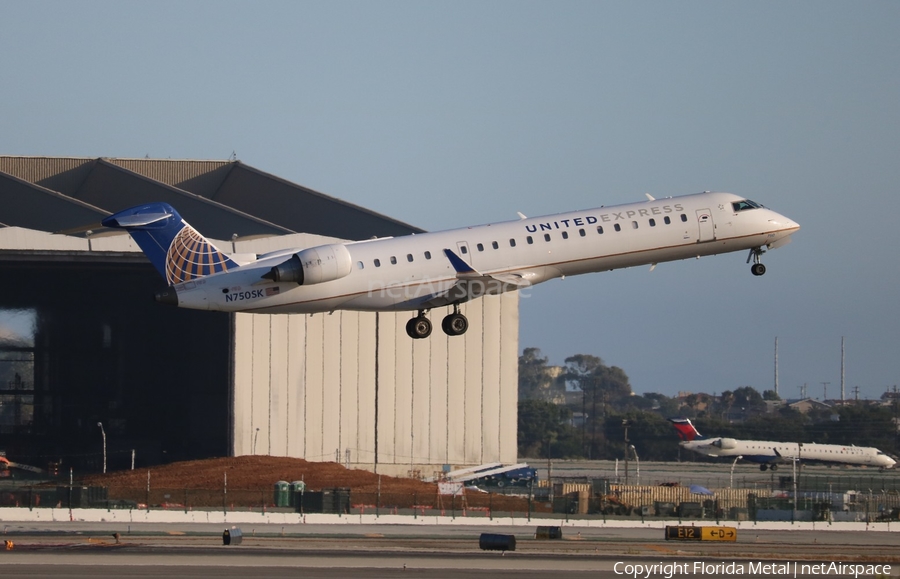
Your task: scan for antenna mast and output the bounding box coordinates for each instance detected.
[841,336,845,402]
[774,336,779,397]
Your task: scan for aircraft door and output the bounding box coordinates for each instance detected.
[455,241,472,265]
[696,209,715,242]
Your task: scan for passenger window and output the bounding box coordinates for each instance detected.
[477,243,484,252]
[597,226,604,234]
[649,219,656,227]
[509,239,516,247]
[664,216,671,225]
[461,246,468,254]
[390,256,397,265]
[614,223,621,232]
[424,251,431,259]
[544,233,551,241]
[407,254,413,262]
[681,214,687,222]
[527,236,533,244]
[579,229,586,237]
[632,221,638,229]
[374,259,381,267]
[561,231,569,239]
[492,241,499,249]
[357,261,364,269]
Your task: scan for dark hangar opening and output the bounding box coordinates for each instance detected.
[0,257,230,472]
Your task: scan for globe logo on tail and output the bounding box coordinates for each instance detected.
[165,225,233,284]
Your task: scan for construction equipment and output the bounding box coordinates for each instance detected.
[0,454,43,477]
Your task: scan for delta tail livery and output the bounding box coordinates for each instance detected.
[670,418,896,470]
[102,191,799,339]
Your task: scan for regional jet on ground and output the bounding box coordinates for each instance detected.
[102,191,799,338]
[670,418,896,470]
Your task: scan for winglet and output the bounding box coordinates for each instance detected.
[645,193,656,201]
[443,248,477,275]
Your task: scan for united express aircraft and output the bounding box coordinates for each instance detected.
[102,191,799,339]
[671,418,896,470]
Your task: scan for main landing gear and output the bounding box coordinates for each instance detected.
[405,305,469,339]
[747,246,767,276]
[759,463,777,472]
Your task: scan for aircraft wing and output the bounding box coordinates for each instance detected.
[419,249,532,308]
[442,249,533,288]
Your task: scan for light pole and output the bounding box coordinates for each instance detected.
[97,422,106,474]
[253,427,260,455]
[730,455,742,488]
[630,445,640,486]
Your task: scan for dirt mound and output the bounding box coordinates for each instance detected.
[80,456,535,512]
[83,455,436,494]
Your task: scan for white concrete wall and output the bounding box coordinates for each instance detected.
[231,293,519,476]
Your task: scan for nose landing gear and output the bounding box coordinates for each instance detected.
[747,246,767,276]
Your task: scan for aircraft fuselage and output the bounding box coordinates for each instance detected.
[169,191,799,315]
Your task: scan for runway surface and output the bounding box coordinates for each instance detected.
[2,522,898,578]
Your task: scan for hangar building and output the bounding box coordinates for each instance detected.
[0,156,518,477]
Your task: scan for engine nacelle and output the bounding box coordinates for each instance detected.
[715,438,738,450]
[263,244,353,285]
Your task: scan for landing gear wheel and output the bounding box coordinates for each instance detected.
[441,312,469,336]
[747,246,767,276]
[770,464,778,472]
[406,315,432,339]
[759,464,768,472]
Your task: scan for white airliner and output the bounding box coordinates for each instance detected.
[102,191,799,339]
[671,418,897,470]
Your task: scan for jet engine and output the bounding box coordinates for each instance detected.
[263,244,353,285]
[714,438,738,450]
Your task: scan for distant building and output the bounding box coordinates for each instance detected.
[787,398,833,414]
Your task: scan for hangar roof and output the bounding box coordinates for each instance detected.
[0,156,423,240]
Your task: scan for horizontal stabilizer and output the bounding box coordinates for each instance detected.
[104,211,172,228]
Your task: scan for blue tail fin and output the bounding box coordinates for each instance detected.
[102,203,237,285]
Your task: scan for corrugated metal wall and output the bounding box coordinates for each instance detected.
[231,293,519,476]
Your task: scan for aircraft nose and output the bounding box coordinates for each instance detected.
[775,211,800,231]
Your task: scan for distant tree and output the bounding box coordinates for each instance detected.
[518,348,563,402]
[562,354,634,458]
[641,392,683,417]
[732,386,766,414]
[604,411,681,462]
[517,399,577,458]
[762,389,781,401]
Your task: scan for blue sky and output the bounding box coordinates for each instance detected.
[2,1,898,400]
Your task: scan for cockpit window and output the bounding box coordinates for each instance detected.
[732,199,762,212]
